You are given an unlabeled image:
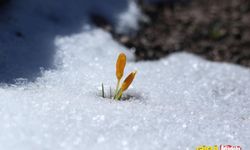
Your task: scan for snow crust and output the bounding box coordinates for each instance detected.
[0,0,250,150]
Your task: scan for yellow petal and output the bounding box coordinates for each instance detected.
[121,71,137,92]
[116,53,126,80]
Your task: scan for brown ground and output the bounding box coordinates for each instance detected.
[112,0,250,67]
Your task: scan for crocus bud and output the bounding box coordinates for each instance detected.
[121,71,137,92]
[116,53,126,80]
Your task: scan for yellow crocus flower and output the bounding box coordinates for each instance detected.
[114,53,126,98]
[115,71,137,100]
[121,71,137,92]
[101,52,137,100]
[116,53,126,80]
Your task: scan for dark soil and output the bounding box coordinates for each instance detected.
[96,0,250,67]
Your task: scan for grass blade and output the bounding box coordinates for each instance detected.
[101,83,105,98]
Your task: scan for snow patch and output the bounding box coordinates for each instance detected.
[0,0,249,150]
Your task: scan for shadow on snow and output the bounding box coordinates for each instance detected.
[0,0,129,84]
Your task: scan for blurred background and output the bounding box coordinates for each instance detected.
[110,0,250,67]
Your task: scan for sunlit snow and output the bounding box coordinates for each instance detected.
[0,0,249,150]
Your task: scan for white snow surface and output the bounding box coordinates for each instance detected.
[0,0,250,150]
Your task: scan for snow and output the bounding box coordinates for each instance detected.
[0,0,250,150]
[0,0,142,83]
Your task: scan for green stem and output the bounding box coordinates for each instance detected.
[117,89,123,100]
[114,88,123,100]
[114,79,120,99]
